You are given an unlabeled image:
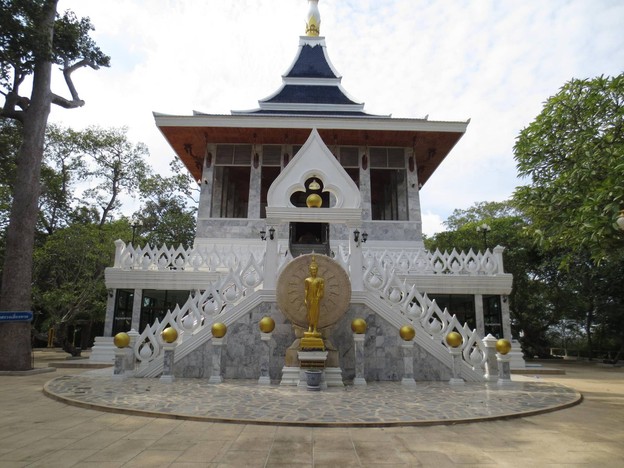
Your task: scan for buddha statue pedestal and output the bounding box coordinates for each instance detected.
[298,350,328,389]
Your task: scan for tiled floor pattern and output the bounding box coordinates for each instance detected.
[44,372,581,426]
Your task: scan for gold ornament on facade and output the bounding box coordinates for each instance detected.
[399,325,416,341]
[496,338,512,355]
[113,332,130,348]
[259,316,276,333]
[306,193,322,208]
[351,318,367,334]
[445,331,463,348]
[308,179,321,190]
[161,327,178,343]
[212,322,227,338]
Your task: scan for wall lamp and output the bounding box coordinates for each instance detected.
[353,230,368,245]
[260,227,275,241]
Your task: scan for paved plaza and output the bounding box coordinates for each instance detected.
[0,350,623,467]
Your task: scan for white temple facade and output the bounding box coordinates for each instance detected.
[98,0,524,381]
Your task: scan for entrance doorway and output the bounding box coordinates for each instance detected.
[289,222,330,257]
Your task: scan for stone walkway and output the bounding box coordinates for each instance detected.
[1,351,623,467]
[44,371,581,426]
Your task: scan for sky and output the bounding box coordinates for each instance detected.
[50,0,624,235]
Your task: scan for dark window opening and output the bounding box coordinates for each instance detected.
[483,295,502,338]
[428,294,476,331]
[139,289,191,332]
[260,166,280,218]
[211,166,250,218]
[112,289,133,335]
[370,169,408,220]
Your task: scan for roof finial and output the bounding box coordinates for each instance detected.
[306,0,321,37]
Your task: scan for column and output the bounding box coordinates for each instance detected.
[359,146,372,221]
[406,148,422,225]
[209,338,225,384]
[247,146,262,218]
[263,232,279,289]
[474,294,485,337]
[353,334,366,386]
[130,289,142,331]
[258,332,272,385]
[401,342,416,386]
[197,145,215,220]
[103,289,116,337]
[501,296,512,340]
[112,347,127,380]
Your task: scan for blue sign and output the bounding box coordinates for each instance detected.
[0,311,33,322]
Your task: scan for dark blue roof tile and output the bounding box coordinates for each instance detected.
[286,45,337,78]
[266,85,357,105]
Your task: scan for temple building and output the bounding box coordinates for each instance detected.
[97,0,524,382]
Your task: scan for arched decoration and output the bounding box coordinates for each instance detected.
[267,129,361,210]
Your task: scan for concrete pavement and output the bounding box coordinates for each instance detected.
[0,351,622,467]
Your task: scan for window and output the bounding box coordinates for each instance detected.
[261,166,280,218]
[340,147,359,187]
[112,289,133,335]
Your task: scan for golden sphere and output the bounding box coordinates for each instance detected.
[161,327,178,343]
[306,193,322,208]
[113,332,130,349]
[399,325,416,341]
[259,316,275,333]
[496,339,512,355]
[446,331,463,348]
[351,318,367,334]
[212,322,227,338]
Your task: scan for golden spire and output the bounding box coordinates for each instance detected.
[306,0,321,37]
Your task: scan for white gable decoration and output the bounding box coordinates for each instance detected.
[267,128,361,209]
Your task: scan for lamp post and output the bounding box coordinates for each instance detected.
[476,223,491,251]
[130,217,143,245]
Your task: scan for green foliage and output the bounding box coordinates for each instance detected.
[33,220,130,327]
[513,74,624,264]
[0,0,109,99]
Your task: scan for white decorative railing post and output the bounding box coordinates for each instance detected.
[482,334,498,382]
[126,329,139,375]
[401,342,416,387]
[449,347,464,385]
[113,239,125,268]
[258,332,272,385]
[160,341,176,383]
[353,333,366,386]
[112,346,127,380]
[209,337,225,384]
[493,245,505,274]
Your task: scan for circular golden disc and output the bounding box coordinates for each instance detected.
[113,332,130,348]
[161,327,178,343]
[212,322,227,338]
[399,325,416,341]
[306,193,322,208]
[276,254,351,331]
[445,331,463,348]
[259,316,276,333]
[351,318,367,334]
[496,338,512,355]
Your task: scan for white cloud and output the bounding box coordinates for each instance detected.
[52,0,624,231]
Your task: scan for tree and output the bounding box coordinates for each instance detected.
[0,0,109,370]
[33,220,131,354]
[78,127,150,227]
[513,75,624,359]
[135,159,198,248]
[513,74,624,264]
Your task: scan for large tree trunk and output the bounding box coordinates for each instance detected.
[0,1,57,371]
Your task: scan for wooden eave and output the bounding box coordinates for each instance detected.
[154,113,468,186]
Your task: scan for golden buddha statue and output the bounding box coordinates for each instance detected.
[301,256,325,350]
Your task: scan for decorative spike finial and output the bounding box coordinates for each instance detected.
[306,0,321,37]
